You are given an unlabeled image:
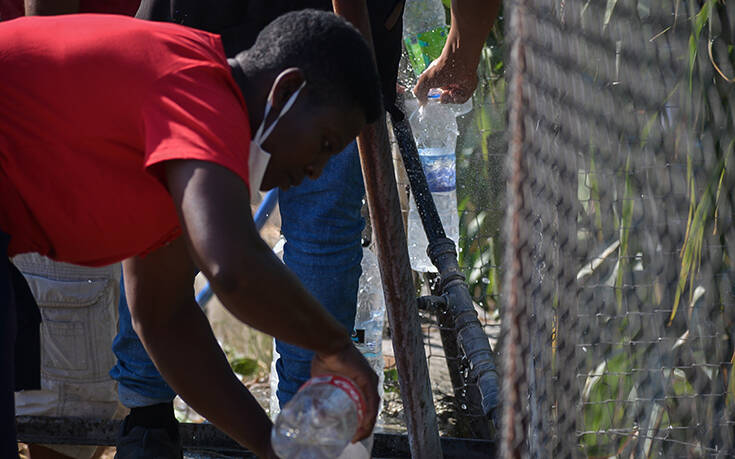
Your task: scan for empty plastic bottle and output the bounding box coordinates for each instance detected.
[269,237,287,421]
[271,375,366,459]
[352,246,385,411]
[269,341,282,421]
[405,91,460,272]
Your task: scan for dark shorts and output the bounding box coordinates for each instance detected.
[1,228,41,458]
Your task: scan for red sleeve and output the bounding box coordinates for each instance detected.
[142,63,251,187]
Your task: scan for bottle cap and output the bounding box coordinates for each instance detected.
[427,88,442,100]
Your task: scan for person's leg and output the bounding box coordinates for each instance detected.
[110,280,176,409]
[12,254,124,459]
[276,140,365,405]
[110,281,181,459]
[1,231,19,458]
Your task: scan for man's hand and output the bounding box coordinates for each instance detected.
[414,50,479,105]
[311,343,380,443]
[413,0,501,105]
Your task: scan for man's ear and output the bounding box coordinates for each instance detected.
[268,67,306,111]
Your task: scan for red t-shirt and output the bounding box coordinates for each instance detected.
[0,15,251,266]
[0,0,140,21]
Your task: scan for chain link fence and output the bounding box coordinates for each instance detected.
[502,0,735,457]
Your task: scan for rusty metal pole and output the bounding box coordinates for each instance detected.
[331,2,442,457]
[355,121,442,457]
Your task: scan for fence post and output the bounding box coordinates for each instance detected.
[356,119,443,458]
[502,0,529,457]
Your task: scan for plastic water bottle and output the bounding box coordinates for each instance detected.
[402,0,449,77]
[353,246,385,411]
[269,340,282,420]
[269,237,286,420]
[405,92,461,272]
[271,375,366,459]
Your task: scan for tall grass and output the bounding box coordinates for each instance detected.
[575,1,734,455]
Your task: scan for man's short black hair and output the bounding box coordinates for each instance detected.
[237,9,382,123]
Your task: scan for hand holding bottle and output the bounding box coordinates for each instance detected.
[414,49,479,105]
[412,0,501,105]
[311,342,379,442]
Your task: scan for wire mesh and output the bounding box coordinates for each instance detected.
[502,0,735,457]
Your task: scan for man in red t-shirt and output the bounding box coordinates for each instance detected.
[0,10,382,458]
[1,3,143,459]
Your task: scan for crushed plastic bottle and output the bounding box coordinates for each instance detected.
[352,246,385,413]
[271,375,366,459]
[269,237,286,421]
[269,340,281,421]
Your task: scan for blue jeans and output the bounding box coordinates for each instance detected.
[110,278,176,408]
[110,141,365,408]
[276,141,365,405]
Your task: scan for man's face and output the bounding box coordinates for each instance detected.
[259,99,365,191]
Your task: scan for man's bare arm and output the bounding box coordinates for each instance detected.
[164,159,352,353]
[414,0,502,104]
[123,238,275,457]
[163,159,379,440]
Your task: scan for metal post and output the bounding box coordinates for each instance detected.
[355,121,443,458]
[502,0,529,456]
[391,114,500,428]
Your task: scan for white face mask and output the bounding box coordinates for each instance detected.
[248,76,306,197]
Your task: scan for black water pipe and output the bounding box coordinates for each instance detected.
[390,111,500,423]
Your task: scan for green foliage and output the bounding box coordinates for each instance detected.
[669,148,729,325]
[575,1,735,455]
[383,368,400,393]
[456,7,505,311]
[230,357,259,378]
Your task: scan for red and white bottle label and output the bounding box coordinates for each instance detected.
[302,375,366,423]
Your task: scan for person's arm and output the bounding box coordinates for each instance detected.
[163,159,380,441]
[23,0,79,15]
[122,238,276,457]
[414,0,501,104]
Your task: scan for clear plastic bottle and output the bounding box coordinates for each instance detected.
[402,0,449,77]
[269,237,286,421]
[352,246,385,411]
[271,375,366,459]
[269,340,281,421]
[405,92,460,272]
